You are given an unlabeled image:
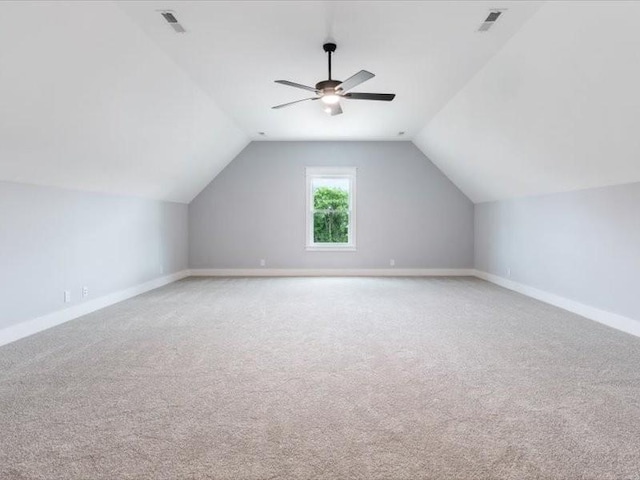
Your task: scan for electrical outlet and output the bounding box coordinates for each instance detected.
[390,259,395,267]
[82,286,89,298]
[64,291,71,303]
[260,259,266,267]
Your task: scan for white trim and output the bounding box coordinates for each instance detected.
[6,267,636,349]
[305,246,357,252]
[305,167,357,176]
[306,166,357,251]
[189,268,475,277]
[473,270,640,338]
[0,270,190,347]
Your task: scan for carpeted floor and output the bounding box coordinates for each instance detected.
[1,277,640,479]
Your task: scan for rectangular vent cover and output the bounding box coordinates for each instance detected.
[485,11,502,23]
[478,10,504,32]
[160,11,186,33]
[161,12,178,23]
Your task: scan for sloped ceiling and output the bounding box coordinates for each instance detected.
[0,1,248,203]
[6,1,636,205]
[2,1,547,204]
[413,1,640,203]
[118,1,542,141]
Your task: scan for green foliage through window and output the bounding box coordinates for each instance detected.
[313,186,349,243]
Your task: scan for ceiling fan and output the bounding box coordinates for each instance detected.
[272,43,396,116]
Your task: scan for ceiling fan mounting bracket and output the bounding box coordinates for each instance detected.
[323,43,337,53]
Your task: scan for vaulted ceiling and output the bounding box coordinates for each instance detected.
[413,1,640,203]
[0,1,248,203]
[119,1,541,141]
[1,1,639,204]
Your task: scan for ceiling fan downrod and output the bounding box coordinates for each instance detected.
[323,42,337,81]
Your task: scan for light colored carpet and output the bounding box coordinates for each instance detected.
[1,277,640,479]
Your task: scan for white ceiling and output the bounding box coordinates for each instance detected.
[0,1,248,203]
[413,1,640,203]
[5,1,638,205]
[118,1,542,141]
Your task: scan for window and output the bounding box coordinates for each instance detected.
[306,167,356,251]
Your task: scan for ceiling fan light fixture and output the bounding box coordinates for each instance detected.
[321,94,340,105]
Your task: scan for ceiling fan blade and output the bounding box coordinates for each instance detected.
[343,92,395,101]
[328,102,343,116]
[337,70,375,93]
[272,97,318,109]
[274,80,318,93]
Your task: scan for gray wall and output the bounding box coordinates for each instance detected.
[475,182,640,321]
[189,141,474,269]
[0,181,188,330]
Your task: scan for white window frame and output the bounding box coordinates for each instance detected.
[305,167,357,252]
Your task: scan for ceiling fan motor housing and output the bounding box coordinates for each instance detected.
[316,79,342,94]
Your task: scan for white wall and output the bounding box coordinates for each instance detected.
[189,141,474,269]
[475,182,640,323]
[0,181,188,331]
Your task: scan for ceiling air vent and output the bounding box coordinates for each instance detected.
[160,11,186,33]
[478,10,503,32]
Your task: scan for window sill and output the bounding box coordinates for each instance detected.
[306,245,357,252]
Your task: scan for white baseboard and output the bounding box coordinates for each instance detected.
[0,268,472,347]
[473,270,640,338]
[9,268,633,347]
[0,270,190,347]
[188,268,475,277]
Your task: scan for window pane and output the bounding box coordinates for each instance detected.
[312,179,350,211]
[306,170,355,249]
[313,211,349,243]
[312,178,350,244]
